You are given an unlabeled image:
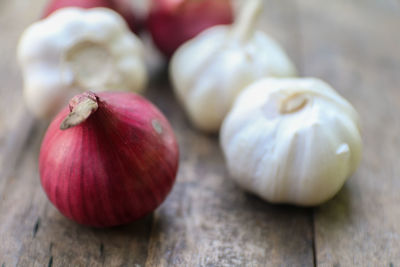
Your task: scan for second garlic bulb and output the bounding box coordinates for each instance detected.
[220,78,362,206]
[18,8,147,119]
[170,0,296,132]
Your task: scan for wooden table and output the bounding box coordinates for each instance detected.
[1,0,399,266]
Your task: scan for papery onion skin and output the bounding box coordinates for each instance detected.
[42,0,141,33]
[39,92,179,227]
[147,0,234,57]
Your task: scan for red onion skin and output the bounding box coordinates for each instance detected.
[39,92,179,227]
[42,0,141,33]
[147,0,234,57]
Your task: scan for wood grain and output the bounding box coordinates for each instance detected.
[295,0,400,265]
[144,1,314,266]
[0,0,399,266]
[144,78,313,267]
[0,122,153,266]
[0,0,45,192]
[0,0,152,266]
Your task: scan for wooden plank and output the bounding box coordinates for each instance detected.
[0,0,152,266]
[0,122,153,266]
[6,0,400,265]
[145,80,314,267]
[0,0,45,194]
[0,0,314,265]
[295,0,400,265]
[144,1,314,266]
[0,0,45,137]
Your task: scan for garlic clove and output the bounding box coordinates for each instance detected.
[17,7,148,119]
[170,0,296,132]
[220,78,362,206]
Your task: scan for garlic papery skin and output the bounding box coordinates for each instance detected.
[220,78,362,206]
[17,7,148,119]
[170,0,296,132]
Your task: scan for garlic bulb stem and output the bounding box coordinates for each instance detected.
[231,0,263,43]
[280,93,309,114]
[60,92,98,130]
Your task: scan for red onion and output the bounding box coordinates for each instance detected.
[39,92,179,227]
[147,0,234,57]
[42,0,141,33]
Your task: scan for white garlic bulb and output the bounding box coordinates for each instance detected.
[220,78,362,206]
[18,8,148,119]
[170,0,296,132]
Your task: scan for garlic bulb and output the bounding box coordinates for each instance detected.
[170,0,296,132]
[18,7,147,118]
[220,78,362,206]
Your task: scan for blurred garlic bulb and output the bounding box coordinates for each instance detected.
[170,0,296,132]
[220,78,362,206]
[18,8,147,119]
